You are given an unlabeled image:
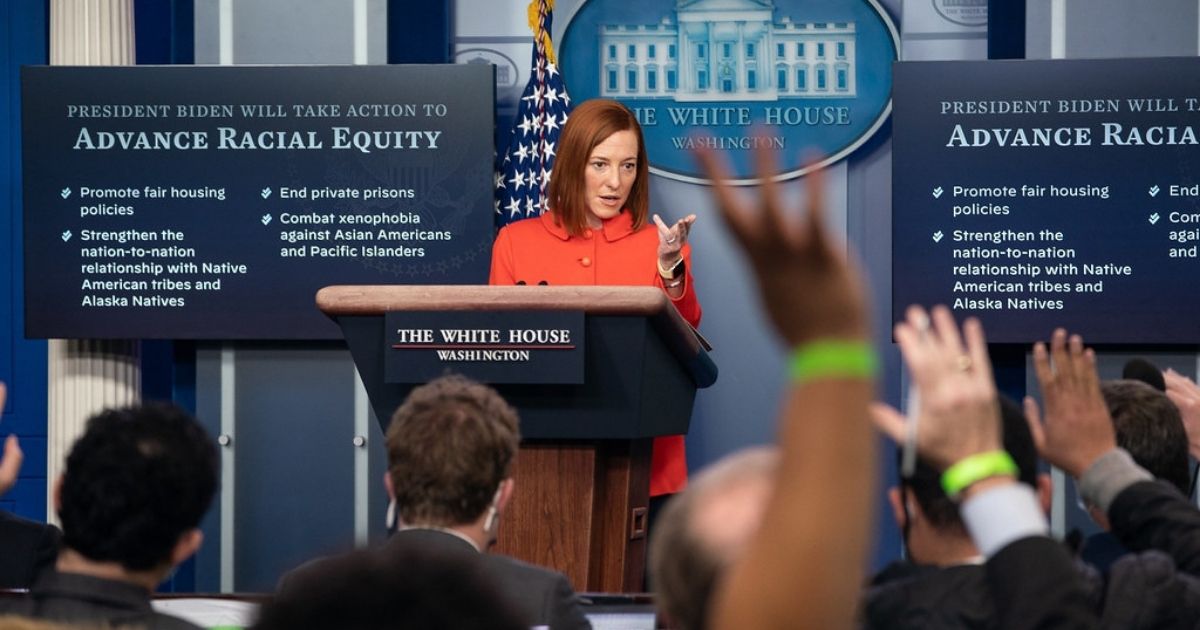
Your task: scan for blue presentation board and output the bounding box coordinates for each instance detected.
[893,58,1200,344]
[22,64,494,339]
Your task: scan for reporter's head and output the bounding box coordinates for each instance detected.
[650,447,778,630]
[895,396,1043,557]
[1101,379,1189,493]
[58,403,217,572]
[385,374,520,528]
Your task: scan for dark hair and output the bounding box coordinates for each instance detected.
[547,98,649,236]
[386,375,520,526]
[900,396,1039,534]
[59,403,217,571]
[1101,379,1190,494]
[256,546,524,630]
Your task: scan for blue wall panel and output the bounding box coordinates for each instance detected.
[2,0,49,521]
[388,0,450,63]
[135,0,194,65]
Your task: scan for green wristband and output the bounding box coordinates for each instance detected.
[941,450,1018,500]
[788,340,878,383]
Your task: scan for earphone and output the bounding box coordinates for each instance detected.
[482,484,504,534]
[385,499,398,533]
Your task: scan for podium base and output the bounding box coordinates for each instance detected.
[493,439,652,592]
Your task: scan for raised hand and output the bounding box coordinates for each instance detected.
[653,213,696,268]
[1162,368,1200,459]
[694,143,867,346]
[697,140,874,630]
[1024,329,1116,478]
[0,383,23,496]
[870,305,1000,471]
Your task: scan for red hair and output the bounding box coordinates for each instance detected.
[547,99,649,236]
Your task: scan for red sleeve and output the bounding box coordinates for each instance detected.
[655,242,702,328]
[489,226,515,285]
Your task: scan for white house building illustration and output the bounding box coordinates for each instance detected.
[599,0,856,102]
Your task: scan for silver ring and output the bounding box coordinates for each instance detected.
[666,236,677,244]
[914,312,931,334]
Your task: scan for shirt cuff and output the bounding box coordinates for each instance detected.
[1078,448,1153,514]
[961,482,1048,558]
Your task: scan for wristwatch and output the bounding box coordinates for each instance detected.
[658,257,685,280]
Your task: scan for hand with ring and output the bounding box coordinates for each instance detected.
[653,213,697,268]
[870,305,1002,471]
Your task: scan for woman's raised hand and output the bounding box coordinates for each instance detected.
[654,213,697,266]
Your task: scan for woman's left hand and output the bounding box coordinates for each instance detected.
[654,213,697,265]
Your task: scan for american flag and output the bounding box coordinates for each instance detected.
[494,0,573,229]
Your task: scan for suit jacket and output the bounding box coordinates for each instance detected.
[282,528,591,630]
[864,548,1200,630]
[489,210,700,496]
[0,570,200,629]
[0,510,61,589]
[1109,480,1200,576]
[986,537,1098,630]
[1079,531,1129,574]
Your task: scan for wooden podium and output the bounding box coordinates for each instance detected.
[316,285,717,591]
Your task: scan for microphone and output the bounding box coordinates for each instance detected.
[1122,357,1165,392]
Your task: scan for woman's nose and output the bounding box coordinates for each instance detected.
[605,169,621,188]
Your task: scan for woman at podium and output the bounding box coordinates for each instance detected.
[489,98,701,499]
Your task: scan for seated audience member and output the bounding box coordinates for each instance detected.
[697,137,1092,628]
[0,403,217,630]
[694,145,877,630]
[0,478,61,591]
[1078,379,1190,571]
[649,447,777,630]
[694,139,1107,627]
[863,397,1056,629]
[694,130,1200,628]
[281,375,590,630]
[1101,379,1190,494]
[1027,336,1200,579]
[0,383,61,590]
[871,311,1098,629]
[868,385,1200,629]
[257,545,524,630]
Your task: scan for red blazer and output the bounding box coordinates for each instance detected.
[490,210,701,496]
